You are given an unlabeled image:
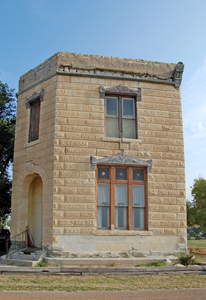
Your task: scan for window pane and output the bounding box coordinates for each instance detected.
[98,184,110,205]
[106,97,118,117]
[115,207,127,229]
[122,99,135,118]
[133,169,144,181]
[98,168,109,179]
[133,186,144,206]
[116,185,127,205]
[116,168,127,180]
[133,208,144,228]
[106,118,118,137]
[98,207,109,228]
[123,119,135,139]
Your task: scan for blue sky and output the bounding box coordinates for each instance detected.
[1,0,206,199]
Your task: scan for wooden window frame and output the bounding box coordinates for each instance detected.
[105,95,137,139]
[96,165,147,230]
[25,89,44,143]
[28,99,40,143]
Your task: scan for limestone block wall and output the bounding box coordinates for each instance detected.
[11,75,57,245]
[52,74,186,253]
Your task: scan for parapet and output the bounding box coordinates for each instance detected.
[18,52,184,94]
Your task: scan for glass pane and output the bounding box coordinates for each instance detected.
[133,208,144,228]
[98,207,109,228]
[115,207,127,229]
[106,97,118,117]
[98,168,109,179]
[133,169,144,181]
[123,119,135,139]
[106,118,118,137]
[98,184,110,205]
[116,169,127,180]
[116,185,127,205]
[133,186,144,206]
[122,99,135,118]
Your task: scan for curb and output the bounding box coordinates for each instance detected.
[0,265,206,276]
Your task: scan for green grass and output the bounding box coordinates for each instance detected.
[0,274,206,291]
[138,261,167,267]
[194,254,206,264]
[188,240,206,247]
[36,262,49,267]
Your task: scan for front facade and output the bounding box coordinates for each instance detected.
[11,52,186,257]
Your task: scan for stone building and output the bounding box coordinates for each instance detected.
[11,52,186,257]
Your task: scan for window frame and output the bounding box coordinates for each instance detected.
[105,95,137,139]
[28,98,41,143]
[25,89,44,143]
[96,165,148,231]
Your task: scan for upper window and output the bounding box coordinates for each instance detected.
[97,166,147,230]
[100,84,141,139]
[106,97,136,139]
[29,99,40,142]
[25,89,44,143]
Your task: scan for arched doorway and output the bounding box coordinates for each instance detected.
[28,176,43,247]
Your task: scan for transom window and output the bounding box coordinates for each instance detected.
[105,97,136,139]
[97,166,147,230]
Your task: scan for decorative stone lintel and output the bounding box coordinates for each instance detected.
[173,62,184,89]
[99,84,141,101]
[25,89,44,109]
[91,151,152,172]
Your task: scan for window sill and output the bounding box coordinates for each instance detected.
[24,139,40,148]
[92,230,153,236]
[102,137,142,144]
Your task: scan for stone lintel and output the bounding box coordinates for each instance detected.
[91,151,152,172]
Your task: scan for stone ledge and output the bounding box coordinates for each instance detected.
[24,139,40,148]
[92,230,153,236]
[101,137,142,144]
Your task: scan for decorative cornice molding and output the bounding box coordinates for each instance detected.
[173,62,184,89]
[57,66,177,84]
[25,89,44,109]
[91,151,152,172]
[99,84,141,101]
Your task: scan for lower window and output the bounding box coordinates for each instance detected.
[97,166,147,230]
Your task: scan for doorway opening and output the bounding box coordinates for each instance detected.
[28,176,43,248]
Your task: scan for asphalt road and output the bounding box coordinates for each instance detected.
[1,289,206,300]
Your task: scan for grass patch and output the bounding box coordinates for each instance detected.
[179,253,199,266]
[193,253,206,264]
[0,274,206,291]
[36,262,49,267]
[188,240,206,247]
[147,261,167,267]
[138,261,167,267]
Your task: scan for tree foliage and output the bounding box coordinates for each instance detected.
[187,177,206,229]
[0,81,16,226]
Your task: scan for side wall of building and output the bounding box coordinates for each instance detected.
[11,76,57,245]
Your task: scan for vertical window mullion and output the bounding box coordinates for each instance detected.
[128,167,133,230]
[110,166,115,229]
[119,97,122,138]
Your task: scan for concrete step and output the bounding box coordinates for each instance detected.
[10,254,36,261]
[1,259,36,267]
[0,249,47,267]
